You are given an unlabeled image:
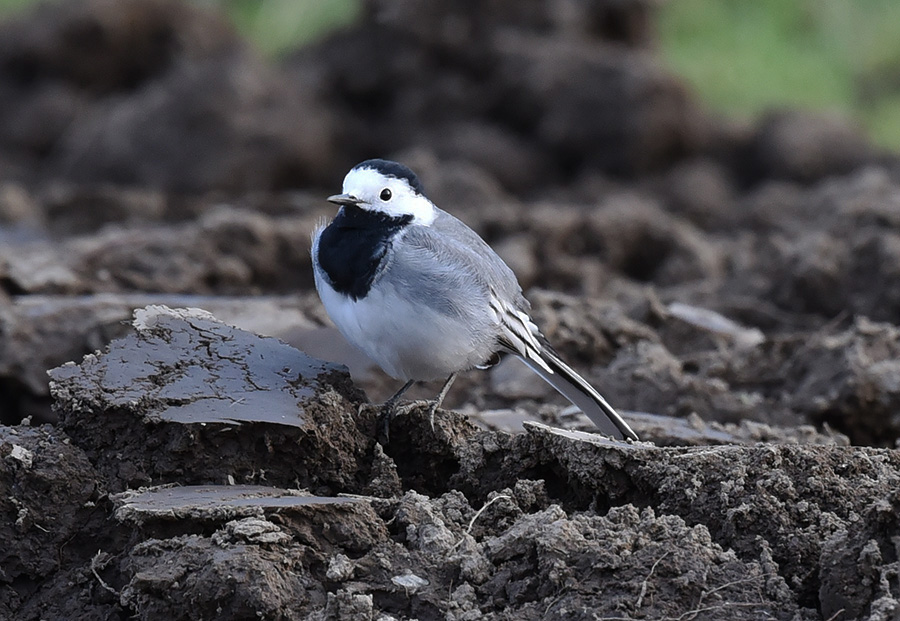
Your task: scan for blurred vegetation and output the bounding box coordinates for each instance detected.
[0,0,899,151]
[199,0,360,52]
[658,0,900,150]
[0,0,362,50]
[0,0,35,13]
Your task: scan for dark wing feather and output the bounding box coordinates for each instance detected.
[519,345,639,441]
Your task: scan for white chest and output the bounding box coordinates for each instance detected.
[313,266,490,381]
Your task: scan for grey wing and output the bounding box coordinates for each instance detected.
[394,210,549,368]
[390,210,526,320]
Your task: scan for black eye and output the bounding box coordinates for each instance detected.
[379,188,392,201]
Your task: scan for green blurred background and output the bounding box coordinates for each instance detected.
[2,0,899,151]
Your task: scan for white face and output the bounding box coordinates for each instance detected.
[340,167,437,225]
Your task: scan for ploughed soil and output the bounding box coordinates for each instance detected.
[2,1,900,619]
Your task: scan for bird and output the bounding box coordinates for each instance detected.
[311,158,638,441]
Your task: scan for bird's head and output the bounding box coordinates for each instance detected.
[328,159,436,225]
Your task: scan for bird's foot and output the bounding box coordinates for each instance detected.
[371,375,456,442]
[372,399,443,444]
[366,399,431,444]
[393,398,443,432]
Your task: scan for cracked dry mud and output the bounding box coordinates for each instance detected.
[3,0,900,619]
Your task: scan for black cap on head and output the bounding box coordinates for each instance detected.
[354,159,426,195]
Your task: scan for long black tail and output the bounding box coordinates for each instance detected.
[520,349,638,441]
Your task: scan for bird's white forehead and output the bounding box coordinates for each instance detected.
[342,167,436,225]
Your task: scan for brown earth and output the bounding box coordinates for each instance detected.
[2,0,900,619]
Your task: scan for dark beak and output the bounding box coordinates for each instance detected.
[327,193,362,207]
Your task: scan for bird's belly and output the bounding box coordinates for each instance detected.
[317,278,494,381]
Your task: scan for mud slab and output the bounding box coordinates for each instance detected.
[50,306,372,494]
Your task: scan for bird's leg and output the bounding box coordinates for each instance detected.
[385,379,416,409]
[379,379,415,440]
[426,373,457,431]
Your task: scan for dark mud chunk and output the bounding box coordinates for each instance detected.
[818,488,900,620]
[0,205,322,297]
[52,52,337,192]
[478,503,798,619]
[40,184,166,237]
[0,0,338,191]
[521,197,722,293]
[50,305,372,493]
[743,170,900,323]
[514,424,900,610]
[0,425,100,578]
[0,0,235,182]
[290,0,707,191]
[0,425,111,619]
[495,34,698,175]
[654,157,738,229]
[785,317,900,445]
[416,122,553,195]
[116,493,386,620]
[744,110,876,185]
[121,535,316,618]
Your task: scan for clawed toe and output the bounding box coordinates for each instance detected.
[426,401,440,431]
[393,399,431,415]
[377,400,422,443]
[373,374,456,440]
[357,402,378,417]
[379,399,442,440]
[359,398,445,443]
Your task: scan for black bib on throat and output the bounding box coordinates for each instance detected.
[317,205,412,301]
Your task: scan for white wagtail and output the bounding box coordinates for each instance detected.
[312,159,638,441]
